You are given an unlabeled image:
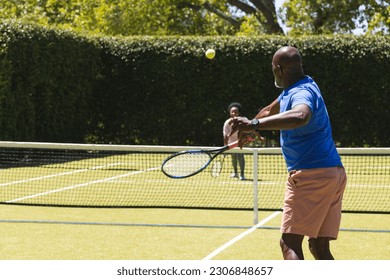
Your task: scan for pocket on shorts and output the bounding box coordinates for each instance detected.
[288,170,301,188]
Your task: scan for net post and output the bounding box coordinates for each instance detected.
[252,148,259,225]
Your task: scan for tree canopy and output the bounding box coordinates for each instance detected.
[0,0,389,35]
[281,0,390,35]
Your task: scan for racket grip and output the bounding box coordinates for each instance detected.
[228,135,255,149]
[228,140,239,149]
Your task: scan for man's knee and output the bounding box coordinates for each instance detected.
[280,234,305,260]
[308,238,334,260]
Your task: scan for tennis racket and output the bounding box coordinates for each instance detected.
[210,154,227,177]
[162,140,240,179]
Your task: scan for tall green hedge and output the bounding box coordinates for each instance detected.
[0,22,389,147]
[0,21,100,142]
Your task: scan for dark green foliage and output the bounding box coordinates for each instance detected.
[0,22,389,146]
[0,21,100,142]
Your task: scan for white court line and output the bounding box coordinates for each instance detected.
[348,184,390,188]
[202,211,281,260]
[6,166,160,203]
[0,163,123,187]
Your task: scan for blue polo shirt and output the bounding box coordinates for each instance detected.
[277,76,342,171]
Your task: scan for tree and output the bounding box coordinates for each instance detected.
[0,0,388,35]
[364,0,390,34]
[0,0,283,35]
[280,0,390,35]
[178,0,284,34]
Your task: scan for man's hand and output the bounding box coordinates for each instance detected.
[228,117,265,148]
[228,116,252,133]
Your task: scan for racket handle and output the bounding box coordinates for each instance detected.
[228,140,239,149]
[228,135,255,149]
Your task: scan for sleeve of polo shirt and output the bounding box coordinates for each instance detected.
[291,90,315,113]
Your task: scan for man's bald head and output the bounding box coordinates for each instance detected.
[272,46,305,89]
[273,46,302,68]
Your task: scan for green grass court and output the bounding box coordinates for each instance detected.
[0,206,389,260]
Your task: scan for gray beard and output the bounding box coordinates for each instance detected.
[274,81,283,88]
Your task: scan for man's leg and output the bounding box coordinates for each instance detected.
[308,237,334,260]
[280,233,305,260]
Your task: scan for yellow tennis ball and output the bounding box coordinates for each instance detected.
[205,49,216,59]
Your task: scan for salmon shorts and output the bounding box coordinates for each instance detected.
[281,167,347,240]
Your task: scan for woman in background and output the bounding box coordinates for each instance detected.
[223,102,247,180]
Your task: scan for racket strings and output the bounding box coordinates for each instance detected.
[162,152,211,177]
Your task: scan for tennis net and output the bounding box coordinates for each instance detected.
[0,141,389,214]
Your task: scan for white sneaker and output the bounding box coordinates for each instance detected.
[230,173,238,178]
[239,175,245,181]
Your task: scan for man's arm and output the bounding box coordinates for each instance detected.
[229,104,312,144]
[254,104,311,130]
[254,98,280,119]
